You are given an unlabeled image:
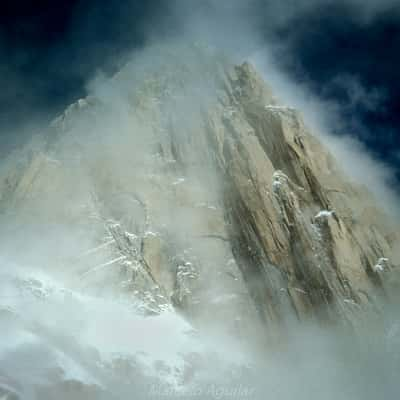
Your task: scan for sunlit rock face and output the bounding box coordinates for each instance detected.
[0,45,399,399]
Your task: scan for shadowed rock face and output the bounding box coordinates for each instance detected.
[210,64,393,314]
[0,47,399,356]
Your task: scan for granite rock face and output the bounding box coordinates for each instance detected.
[208,62,399,331]
[0,48,398,345]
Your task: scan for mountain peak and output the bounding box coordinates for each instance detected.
[0,56,399,398]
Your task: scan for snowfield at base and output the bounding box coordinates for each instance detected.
[0,263,251,395]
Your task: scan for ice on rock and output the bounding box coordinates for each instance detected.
[195,202,217,210]
[77,98,88,109]
[315,210,335,219]
[272,170,288,192]
[81,255,127,277]
[264,105,293,111]
[222,106,236,119]
[172,177,186,185]
[124,231,138,240]
[374,257,389,273]
[144,230,159,238]
[211,293,238,305]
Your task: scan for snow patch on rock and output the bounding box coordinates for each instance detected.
[315,210,335,220]
[374,257,389,273]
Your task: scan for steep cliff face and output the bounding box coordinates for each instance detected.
[0,50,398,340]
[208,62,399,330]
[1,49,400,398]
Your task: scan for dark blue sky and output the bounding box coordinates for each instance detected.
[270,3,400,184]
[0,0,399,185]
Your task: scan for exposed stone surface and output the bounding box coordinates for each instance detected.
[0,49,399,347]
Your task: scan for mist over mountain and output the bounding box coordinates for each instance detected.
[0,2,399,399]
[1,0,399,186]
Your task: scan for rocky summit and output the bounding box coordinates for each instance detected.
[0,46,399,399]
